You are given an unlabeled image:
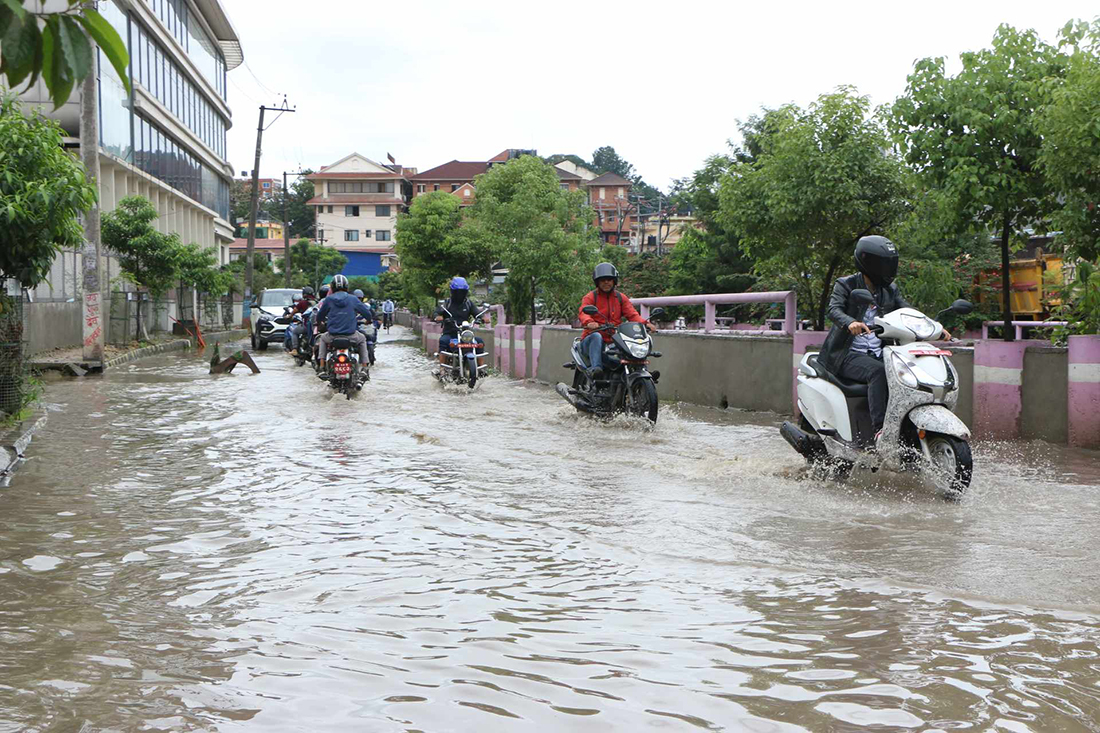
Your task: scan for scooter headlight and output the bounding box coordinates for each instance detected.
[460,330,474,344]
[890,352,920,389]
[900,313,937,340]
[626,340,649,358]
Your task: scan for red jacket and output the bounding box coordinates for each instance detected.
[579,288,645,342]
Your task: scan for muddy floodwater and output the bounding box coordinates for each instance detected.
[2,326,1099,731]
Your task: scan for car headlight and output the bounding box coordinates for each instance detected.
[256,312,273,322]
[890,352,920,389]
[900,313,936,340]
[626,341,649,358]
[460,330,474,344]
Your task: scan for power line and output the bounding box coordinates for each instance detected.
[244,59,278,98]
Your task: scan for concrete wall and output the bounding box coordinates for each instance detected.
[1022,347,1069,443]
[951,348,974,428]
[24,302,82,354]
[536,326,795,415]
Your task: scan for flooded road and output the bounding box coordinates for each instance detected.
[2,326,1099,731]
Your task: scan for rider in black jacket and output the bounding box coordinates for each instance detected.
[817,236,946,440]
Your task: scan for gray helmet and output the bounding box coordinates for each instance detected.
[854,236,899,287]
[593,262,619,285]
[319,285,330,297]
[332,274,349,292]
[353,289,364,299]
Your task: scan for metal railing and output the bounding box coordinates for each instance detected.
[632,291,798,335]
[982,320,1068,340]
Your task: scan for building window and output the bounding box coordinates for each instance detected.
[262,182,270,188]
[345,230,359,241]
[327,205,333,213]
[618,187,624,198]
[375,205,391,217]
[346,205,359,217]
[599,187,606,200]
[364,230,372,238]
[560,183,569,191]
[317,228,324,241]
[463,189,471,197]
[451,184,460,192]
[376,230,391,241]
[417,184,425,193]
[433,184,440,191]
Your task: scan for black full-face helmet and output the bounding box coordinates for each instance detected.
[301,285,315,297]
[319,285,330,298]
[592,262,619,286]
[854,236,899,287]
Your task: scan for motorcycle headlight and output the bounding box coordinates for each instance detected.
[890,352,920,389]
[626,340,649,358]
[460,330,474,344]
[900,313,936,340]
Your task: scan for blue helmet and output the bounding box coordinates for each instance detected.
[450,277,469,291]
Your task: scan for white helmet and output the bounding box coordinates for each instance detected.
[332,274,349,292]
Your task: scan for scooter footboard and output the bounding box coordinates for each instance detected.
[908,405,970,440]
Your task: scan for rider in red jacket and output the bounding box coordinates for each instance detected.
[577,262,654,378]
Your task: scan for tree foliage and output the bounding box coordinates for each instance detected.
[177,243,233,294]
[720,88,909,329]
[0,95,97,288]
[468,156,602,323]
[395,191,494,309]
[268,172,316,240]
[1037,20,1100,260]
[0,1,129,109]
[276,238,347,291]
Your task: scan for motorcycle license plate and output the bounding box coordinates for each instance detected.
[910,349,952,356]
[458,343,476,349]
[333,361,352,377]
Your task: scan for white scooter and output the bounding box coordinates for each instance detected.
[781,290,975,495]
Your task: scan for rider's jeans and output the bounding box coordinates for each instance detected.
[582,332,605,372]
[319,331,368,368]
[838,350,887,432]
[287,324,303,351]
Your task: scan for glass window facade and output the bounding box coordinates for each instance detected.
[146,0,226,99]
[134,116,230,221]
[98,0,132,162]
[132,20,227,160]
[329,181,395,194]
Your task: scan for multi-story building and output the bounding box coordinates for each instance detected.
[587,173,634,245]
[308,153,412,279]
[20,0,242,351]
[409,149,538,204]
[237,176,282,200]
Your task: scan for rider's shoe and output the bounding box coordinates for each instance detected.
[590,367,605,381]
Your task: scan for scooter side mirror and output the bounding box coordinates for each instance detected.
[649,307,666,320]
[951,299,974,315]
[850,289,874,306]
[582,305,599,316]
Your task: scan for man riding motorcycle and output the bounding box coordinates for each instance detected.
[817,235,950,445]
[434,277,486,372]
[316,275,373,377]
[577,262,655,379]
[285,285,316,353]
[353,289,380,365]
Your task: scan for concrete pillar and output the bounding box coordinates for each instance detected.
[1068,335,1100,448]
[506,325,516,377]
[973,340,1031,439]
[513,325,526,378]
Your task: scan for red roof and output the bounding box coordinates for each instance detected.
[588,172,633,186]
[411,160,489,181]
[307,194,406,205]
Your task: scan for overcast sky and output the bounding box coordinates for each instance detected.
[223,0,1097,191]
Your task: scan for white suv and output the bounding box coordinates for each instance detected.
[251,288,302,350]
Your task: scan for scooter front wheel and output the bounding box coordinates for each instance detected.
[926,434,973,496]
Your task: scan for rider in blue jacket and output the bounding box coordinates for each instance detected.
[316,275,373,373]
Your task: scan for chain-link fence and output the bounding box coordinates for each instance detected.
[108,291,167,345]
[0,282,28,417]
[221,294,234,330]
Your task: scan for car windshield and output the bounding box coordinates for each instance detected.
[260,290,301,307]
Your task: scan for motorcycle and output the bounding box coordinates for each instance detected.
[436,307,490,388]
[781,290,975,495]
[323,335,366,399]
[285,312,310,366]
[357,315,378,366]
[556,306,665,423]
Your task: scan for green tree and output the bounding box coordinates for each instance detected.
[222,254,282,294]
[347,276,379,300]
[619,253,671,298]
[377,269,404,304]
[0,95,97,288]
[102,196,182,340]
[892,24,1070,340]
[177,243,233,294]
[0,1,129,108]
[721,88,909,329]
[269,172,316,239]
[229,179,252,228]
[468,156,602,323]
[1037,20,1100,261]
[395,191,495,310]
[276,238,347,291]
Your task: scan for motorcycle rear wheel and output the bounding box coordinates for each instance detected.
[628,379,659,423]
[926,434,972,496]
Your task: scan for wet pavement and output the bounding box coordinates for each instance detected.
[2,326,1099,731]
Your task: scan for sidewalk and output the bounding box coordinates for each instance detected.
[0,409,47,485]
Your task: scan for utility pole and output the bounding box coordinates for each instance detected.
[80,65,104,363]
[656,193,663,258]
[280,169,307,287]
[244,98,295,316]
